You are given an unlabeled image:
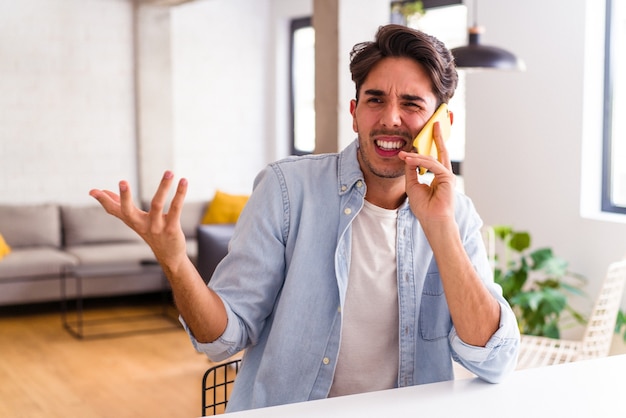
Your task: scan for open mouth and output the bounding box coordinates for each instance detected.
[376,139,405,150]
[375,139,406,155]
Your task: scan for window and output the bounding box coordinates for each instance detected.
[289,17,315,155]
[602,0,626,213]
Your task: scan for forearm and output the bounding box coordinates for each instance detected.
[89,173,228,343]
[163,256,228,343]
[424,220,500,346]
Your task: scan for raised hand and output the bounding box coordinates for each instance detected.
[90,171,229,342]
[89,170,189,270]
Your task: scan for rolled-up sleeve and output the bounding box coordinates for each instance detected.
[179,301,245,362]
[449,299,520,383]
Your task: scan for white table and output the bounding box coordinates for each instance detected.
[218,354,626,417]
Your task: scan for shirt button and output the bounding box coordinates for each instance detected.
[337,306,342,313]
[344,208,352,215]
[341,185,347,191]
[356,180,363,188]
[323,357,330,365]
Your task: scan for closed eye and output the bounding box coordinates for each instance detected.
[403,102,421,109]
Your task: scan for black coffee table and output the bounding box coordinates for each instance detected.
[60,260,180,339]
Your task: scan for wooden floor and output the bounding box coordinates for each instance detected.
[5,294,626,418]
[0,294,227,418]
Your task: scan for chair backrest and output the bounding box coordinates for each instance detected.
[202,358,242,416]
[580,259,626,359]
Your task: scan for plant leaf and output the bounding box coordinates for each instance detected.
[542,321,560,339]
[529,248,554,268]
[509,231,531,252]
[537,255,569,277]
[493,225,513,241]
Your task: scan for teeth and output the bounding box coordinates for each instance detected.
[376,140,403,150]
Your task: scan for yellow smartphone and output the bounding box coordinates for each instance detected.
[412,103,452,174]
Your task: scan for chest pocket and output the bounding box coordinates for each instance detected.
[419,270,452,341]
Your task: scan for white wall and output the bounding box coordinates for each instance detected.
[0,0,312,204]
[2,0,626,317]
[170,0,273,201]
[0,0,136,205]
[463,0,626,323]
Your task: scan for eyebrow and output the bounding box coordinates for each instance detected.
[363,89,427,104]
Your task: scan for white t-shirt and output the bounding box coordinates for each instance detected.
[329,200,399,397]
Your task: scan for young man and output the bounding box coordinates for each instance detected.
[90,24,519,412]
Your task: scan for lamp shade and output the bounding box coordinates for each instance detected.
[451,26,525,71]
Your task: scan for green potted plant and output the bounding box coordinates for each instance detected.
[615,310,626,341]
[492,225,587,338]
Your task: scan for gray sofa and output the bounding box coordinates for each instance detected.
[0,201,208,306]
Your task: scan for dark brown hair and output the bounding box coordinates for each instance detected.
[349,24,458,105]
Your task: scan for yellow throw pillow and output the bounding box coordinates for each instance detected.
[0,233,11,260]
[201,190,249,224]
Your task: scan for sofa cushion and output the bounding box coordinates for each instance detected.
[61,205,142,247]
[181,201,208,239]
[201,191,248,224]
[0,248,78,280]
[0,233,11,260]
[65,242,156,265]
[0,204,62,248]
[196,224,235,283]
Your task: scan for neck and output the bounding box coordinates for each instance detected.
[363,176,407,209]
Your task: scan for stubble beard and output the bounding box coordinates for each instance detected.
[357,134,406,179]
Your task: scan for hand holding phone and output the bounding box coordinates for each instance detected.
[412,103,452,175]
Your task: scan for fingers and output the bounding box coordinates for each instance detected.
[399,150,448,178]
[90,171,187,227]
[432,121,451,170]
[119,179,137,218]
[147,171,176,226]
[399,150,435,174]
[398,152,425,185]
[398,151,420,170]
[151,171,175,210]
[148,171,189,233]
[101,190,121,204]
[170,178,188,214]
[165,177,188,232]
[89,188,122,217]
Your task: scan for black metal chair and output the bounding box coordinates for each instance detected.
[202,358,242,416]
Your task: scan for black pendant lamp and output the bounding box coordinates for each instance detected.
[451,3,525,71]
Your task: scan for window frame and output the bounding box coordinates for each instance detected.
[601,0,626,214]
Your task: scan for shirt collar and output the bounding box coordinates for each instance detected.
[337,139,365,196]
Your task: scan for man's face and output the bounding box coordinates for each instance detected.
[351,56,438,180]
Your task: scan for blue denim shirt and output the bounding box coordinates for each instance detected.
[183,140,520,412]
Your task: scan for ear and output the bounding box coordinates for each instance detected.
[350,99,358,132]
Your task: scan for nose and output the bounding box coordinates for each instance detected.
[380,103,401,127]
